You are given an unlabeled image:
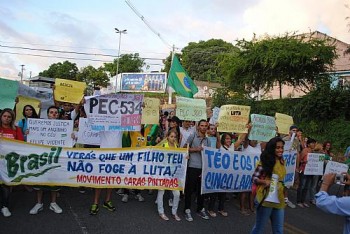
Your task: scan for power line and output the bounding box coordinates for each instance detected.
[0,44,165,60]
[125,0,178,50]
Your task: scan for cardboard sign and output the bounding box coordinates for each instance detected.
[217,105,250,133]
[54,78,86,104]
[304,153,325,175]
[275,113,293,135]
[249,114,276,142]
[0,78,19,109]
[15,95,41,122]
[176,96,207,121]
[141,98,160,124]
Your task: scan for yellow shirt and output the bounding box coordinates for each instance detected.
[256,159,286,209]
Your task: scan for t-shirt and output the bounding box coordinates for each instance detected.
[99,131,122,148]
[344,146,350,159]
[187,132,210,169]
[0,126,24,141]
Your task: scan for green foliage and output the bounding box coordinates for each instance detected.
[103,53,145,76]
[39,61,79,80]
[76,65,109,89]
[225,33,337,98]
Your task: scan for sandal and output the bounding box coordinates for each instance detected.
[208,210,217,217]
[240,210,250,216]
[173,214,181,221]
[159,213,169,221]
[218,210,228,217]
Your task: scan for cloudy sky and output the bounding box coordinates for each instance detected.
[1,0,349,80]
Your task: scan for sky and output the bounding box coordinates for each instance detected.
[0,0,349,81]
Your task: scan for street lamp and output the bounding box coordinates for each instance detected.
[115,28,127,92]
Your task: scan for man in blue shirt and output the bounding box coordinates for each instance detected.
[315,173,350,234]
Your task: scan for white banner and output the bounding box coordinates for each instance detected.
[201,147,296,194]
[26,118,74,147]
[84,94,143,131]
[304,153,325,175]
[76,118,100,145]
[324,161,349,175]
[0,138,188,190]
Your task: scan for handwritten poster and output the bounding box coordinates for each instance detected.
[176,96,207,121]
[76,118,100,145]
[141,97,160,124]
[275,113,293,135]
[54,78,86,104]
[217,105,250,133]
[304,153,325,175]
[249,114,276,142]
[209,107,220,125]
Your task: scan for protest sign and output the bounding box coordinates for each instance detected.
[84,94,144,131]
[201,147,260,194]
[54,78,86,104]
[141,97,160,124]
[209,107,220,125]
[324,161,349,175]
[217,105,250,133]
[15,95,41,122]
[26,118,74,147]
[0,138,188,191]
[175,96,207,121]
[76,118,100,145]
[249,114,276,142]
[275,113,293,135]
[201,147,297,194]
[121,73,167,93]
[0,78,19,109]
[304,153,325,175]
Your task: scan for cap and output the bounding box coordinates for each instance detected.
[168,116,181,123]
[289,125,298,131]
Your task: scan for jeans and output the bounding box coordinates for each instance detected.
[297,173,312,203]
[184,167,204,212]
[0,185,10,208]
[251,206,284,234]
[157,190,180,215]
[309,175,319,202]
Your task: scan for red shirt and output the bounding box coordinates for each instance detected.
[0,126,24,141]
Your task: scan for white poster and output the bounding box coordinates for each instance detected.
[27,118,74,147]
[304,153,325,175]
[77,118,100,145]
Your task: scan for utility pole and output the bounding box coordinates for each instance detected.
[115,28,127,92]
[20,65,25,83]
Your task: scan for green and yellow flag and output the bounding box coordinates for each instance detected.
[167,55,198,98]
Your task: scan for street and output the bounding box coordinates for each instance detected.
[1,185,345,234]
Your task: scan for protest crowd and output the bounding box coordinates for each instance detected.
[1,76,350,234]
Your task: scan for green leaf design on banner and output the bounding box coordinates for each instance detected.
[11,165,61,183]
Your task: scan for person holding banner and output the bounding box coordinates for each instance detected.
[0,108,24,217]
[251,137,286,234]
[29,106,64,215]
[157,130,181,221]
[296,138,316,208]
[17,105,40,141]
[184,119,210,222]
[315,173,350,234]
[207,133,232,218]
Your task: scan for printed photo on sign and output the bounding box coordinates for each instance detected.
[84,94,143,132]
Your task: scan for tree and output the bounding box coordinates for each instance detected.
[39,61,79,80]
[162,39,238,82]
[223,33,337,99]
[76,65,109,88]
[103,53,145,76]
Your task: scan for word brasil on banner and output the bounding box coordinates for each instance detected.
[201,147,297,194]
[0,138,188,191]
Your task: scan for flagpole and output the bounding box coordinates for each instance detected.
[168,44,175,104]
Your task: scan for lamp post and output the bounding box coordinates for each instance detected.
[20,64,25,83]
[115,28,127,92]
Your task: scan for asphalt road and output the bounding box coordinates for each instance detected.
[1,185,345,234]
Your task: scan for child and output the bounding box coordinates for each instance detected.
[157,130,181,221]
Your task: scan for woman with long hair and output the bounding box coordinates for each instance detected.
[251,137,286,234]
[17,104,39,140]
[0,108,24,217]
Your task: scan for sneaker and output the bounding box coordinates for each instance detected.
[159,213,169,221]
[1,207,11,217]
[297,203,305,208]
[218,210,228,217]
[168,198,173,207]
[197,208,209,220]
[103,201,116,212]
[185,209,193,222]
[90,204,99,215]
[286,200,296,208]
[50,202,62,214]
[303,203,310,208]
[29,203,43,215]
[122,194,129,203]
[135,194,145,202]
[173,213,181,221]
[78,187,86,194]
[116,188,124,196]
[208,210,217,217]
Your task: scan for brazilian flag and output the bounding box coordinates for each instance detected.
[167,55,198,98]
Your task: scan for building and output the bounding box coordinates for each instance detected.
[24,76,55,94]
